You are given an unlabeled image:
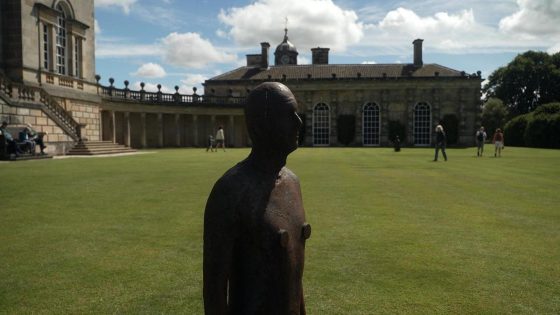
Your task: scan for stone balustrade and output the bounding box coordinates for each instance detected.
[97,78,246,107]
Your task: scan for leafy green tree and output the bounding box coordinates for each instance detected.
[483,51,560,116]
[481,98,508,135]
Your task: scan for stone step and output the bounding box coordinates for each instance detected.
[66,150,137,155]
[73,143,120,148]
[66,141,136,156]
[67,148,136,153]
[3,153,53,161]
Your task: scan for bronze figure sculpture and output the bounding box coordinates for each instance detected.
[204,82,311,314]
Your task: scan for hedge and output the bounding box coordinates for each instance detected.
[503,103,560,148]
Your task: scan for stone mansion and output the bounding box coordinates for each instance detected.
[0,0,482,155]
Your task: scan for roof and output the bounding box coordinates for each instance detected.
[275,29,298,54]
[207,63,471,82]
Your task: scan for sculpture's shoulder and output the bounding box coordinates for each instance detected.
[280,167,300,184]
[206,161,255,208]
[214,161,253,191]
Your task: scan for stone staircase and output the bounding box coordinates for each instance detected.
[2,153,53,161]
[66,141,136,156]
[0,74,83,142]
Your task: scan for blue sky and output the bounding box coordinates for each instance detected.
[94,0,560,93]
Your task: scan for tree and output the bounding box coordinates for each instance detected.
[483,51,560,116]
[481,98,508,135]
[503,103,560,148]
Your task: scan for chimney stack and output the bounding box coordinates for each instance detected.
[413,39,423,67]
[311,47,330,65]
[261,42,270,69]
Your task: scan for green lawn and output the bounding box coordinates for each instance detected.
[1,147,559,314]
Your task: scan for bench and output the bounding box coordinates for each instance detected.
[0,125,44,160]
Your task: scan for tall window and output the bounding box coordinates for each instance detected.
[313,103,330,146]
[55,4,67,75]
[74,37,82,77]
[43,24,49,70]
[363,103,380,146]
[414,102,431,146]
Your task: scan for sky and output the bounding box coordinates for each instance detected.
[94,0,560,94]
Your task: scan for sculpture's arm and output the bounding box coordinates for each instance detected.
[300,288,306,315]
[203,182,236,315]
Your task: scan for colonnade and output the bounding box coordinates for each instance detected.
[101,110,248,149]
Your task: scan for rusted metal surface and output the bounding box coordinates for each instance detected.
[204,82,310,314]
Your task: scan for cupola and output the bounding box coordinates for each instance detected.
[274,28,298,66]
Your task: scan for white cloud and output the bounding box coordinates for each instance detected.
[95,0,137,15]
[131,81,174,93]
[94,19,101,34]
[298,56,311,65]
[160,32,237,68]
[131,63,167,78]
[361,61,377,64]
[180,74,207,88]
[357,6,551,56]
[499,0,560,36]
[218,0,364,52]
[96,41,160,58]
[216,29,228,38]
[548,43,560,54]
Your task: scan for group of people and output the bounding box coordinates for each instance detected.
[0,121,47,157]
[433,123,505,161]
[206,126,226,152]
[475,126,504,157]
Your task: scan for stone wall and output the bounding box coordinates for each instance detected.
[0,94,101,154]
[63,99,101,141]
[1,1,23,79]
[204,78,481,146]
[0,99,73,154]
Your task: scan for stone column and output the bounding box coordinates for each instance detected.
[175,114,181,147]
[158,113,163,147]
[306,108,313,146]
[111,110,116,143]
[210,115,216,131]
[192,115,199,147]
[330,105,337,146]
[68,35,75,77]
[228,115,235,147]
[124,112,131,147]
[141,113,147,148]
[99,110,104,141]
[354,105,362,146]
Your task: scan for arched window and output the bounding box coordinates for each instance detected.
[363,103,380,146]
[313,103,330,146]
[55,3,68,75]
[414,102,431,146]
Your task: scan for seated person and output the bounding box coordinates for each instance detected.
[26,123,47,154]
[0,121,23,156]
[19,128,36,154]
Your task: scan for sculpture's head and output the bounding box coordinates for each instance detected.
[245,82,302,155]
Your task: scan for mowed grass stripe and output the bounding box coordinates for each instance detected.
[0,147,559,314]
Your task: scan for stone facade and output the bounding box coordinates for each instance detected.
[204,32,483,147]
[1,0,96,92]
[98,97,248,148]
[0,0,101,154]
[1,1,483,153]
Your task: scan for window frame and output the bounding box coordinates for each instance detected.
[362,102,381,146]
[312,103,330,146]
[413,102,432,146]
